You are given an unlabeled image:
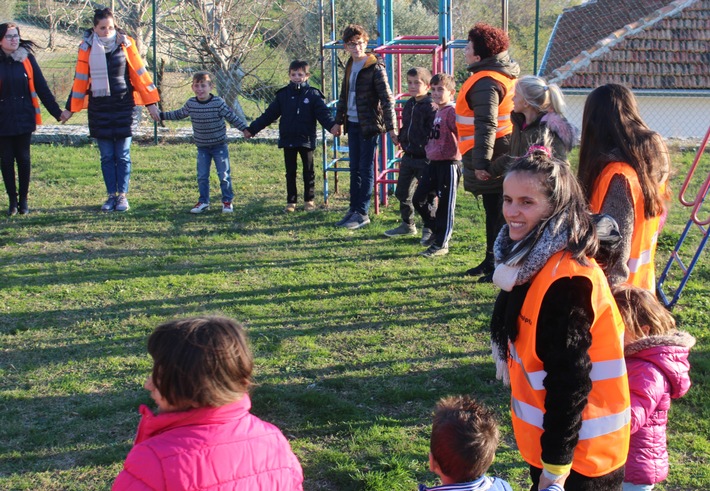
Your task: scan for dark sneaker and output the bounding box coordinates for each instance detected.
[420,228,434,246]
[101,195,116,212]
[465,260,494,277]
[384,222,417,237]
[18,200,28,215]
[477,272,494,283]
[419,244,449,257]
[335,210,355,227]
[115,195,130,212]
[343,212,370,230]
[222,201,234,213]
[8,203,18,216]
[190,202,209,214]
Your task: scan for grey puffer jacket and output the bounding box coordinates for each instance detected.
[460,51,519,194]
[472,111,577,195]
[335,53,396,139]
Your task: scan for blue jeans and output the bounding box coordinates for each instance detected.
[97,137,132,195]
[623,483,654,491]
[347,122,378,215]
[197,143,234,203]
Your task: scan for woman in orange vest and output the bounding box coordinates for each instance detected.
[456,23,519,282]
[62,8,160,213]
[578,84,669,291]
[0,22,70,216]
[490,148,630,491]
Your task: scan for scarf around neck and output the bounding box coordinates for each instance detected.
[89,31,117,97]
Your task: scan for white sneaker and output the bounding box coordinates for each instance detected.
[222,201,234,213]
[190,202,209,214]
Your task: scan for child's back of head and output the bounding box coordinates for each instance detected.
[612,284,675,344]
[147,316,253,410]
[430,395,499,483]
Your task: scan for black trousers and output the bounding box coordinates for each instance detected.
[394,154,429,225]
[482,191,504,256]
[0,133,32,204]
[413,160,461,248]
[284,147,315,204]
[529,465,624,491]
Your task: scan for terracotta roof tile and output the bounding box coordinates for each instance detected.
[543,0,710,89]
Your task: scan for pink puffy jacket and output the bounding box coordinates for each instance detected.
[112,394,304,490]
[624,330,695,485]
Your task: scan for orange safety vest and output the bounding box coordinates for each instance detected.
[589,162,661,292]
[509,251,630,477]
[21,58,42,124]
[69,35,159,112]
[455,70,515,155]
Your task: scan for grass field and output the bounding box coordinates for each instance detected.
[0,141,708,490]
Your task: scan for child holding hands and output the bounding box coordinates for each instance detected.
[613,285,695,491]
[245,60,336,212]
[112,316,304,490]
[160,71,248,214]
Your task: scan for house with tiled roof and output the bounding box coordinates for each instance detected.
[539,0,709,138]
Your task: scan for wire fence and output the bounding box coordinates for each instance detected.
[2,0,708,140]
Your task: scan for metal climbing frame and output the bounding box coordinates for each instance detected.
[657,125,710,309]
[318,0,460,211]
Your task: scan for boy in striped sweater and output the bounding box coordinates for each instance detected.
[160,71,248,213]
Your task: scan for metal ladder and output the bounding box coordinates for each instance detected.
[657,125,710,309]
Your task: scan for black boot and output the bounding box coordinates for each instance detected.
[18,197,28,215]
[465,253,494,276]
[8,196,18,216]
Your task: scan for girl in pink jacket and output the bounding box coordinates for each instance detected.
[613,285,695,491]
[112,316,304,491]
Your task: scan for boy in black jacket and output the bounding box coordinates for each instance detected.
[384,67,438,242]
[245,60,337,212]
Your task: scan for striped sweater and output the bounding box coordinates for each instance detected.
[161,94,247,147]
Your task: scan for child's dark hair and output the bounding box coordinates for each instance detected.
[430,395,499,483]
[407,67,432,85]
[93,7,115,26]
[192,71,214,85]
[430,73,456,93]
[289,60,310,75]
[467,23,509,60]
[342,24,369,43]
[613,284,676,341]
[147,316,253,409]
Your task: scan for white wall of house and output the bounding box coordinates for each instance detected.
[563,92,710,140]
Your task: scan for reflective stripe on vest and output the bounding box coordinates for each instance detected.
[21,58,42,124]
[589,162,661,291]
[509,251,630,477]
[455,70,515,154]
[69,35,159,112]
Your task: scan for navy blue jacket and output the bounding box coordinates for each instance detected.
[247,82,334,149]
[0,47,62,136]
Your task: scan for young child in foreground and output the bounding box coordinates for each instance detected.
[245,60,336,212]
[112,316,304,490]
[421,395,564,491]
[413,73,461,257]
[384,66,437,240]
[613,285,695,491]
[160,71,248,214]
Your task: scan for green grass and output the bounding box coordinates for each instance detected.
[0,141,707,490]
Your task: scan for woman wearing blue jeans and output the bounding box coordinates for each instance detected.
[63,8,160,212]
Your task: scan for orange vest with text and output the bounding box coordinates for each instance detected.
[589,161,661,291]
[509,251,630,477]
[455,70,515,155]
[21,58,42,124]
[68,36,159,112]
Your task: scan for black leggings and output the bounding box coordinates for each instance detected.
[0,133,32,203]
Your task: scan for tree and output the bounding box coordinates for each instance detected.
[158,0,296,120]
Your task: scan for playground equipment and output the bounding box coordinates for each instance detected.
[657,125,710,309]
[318,0,461,212]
